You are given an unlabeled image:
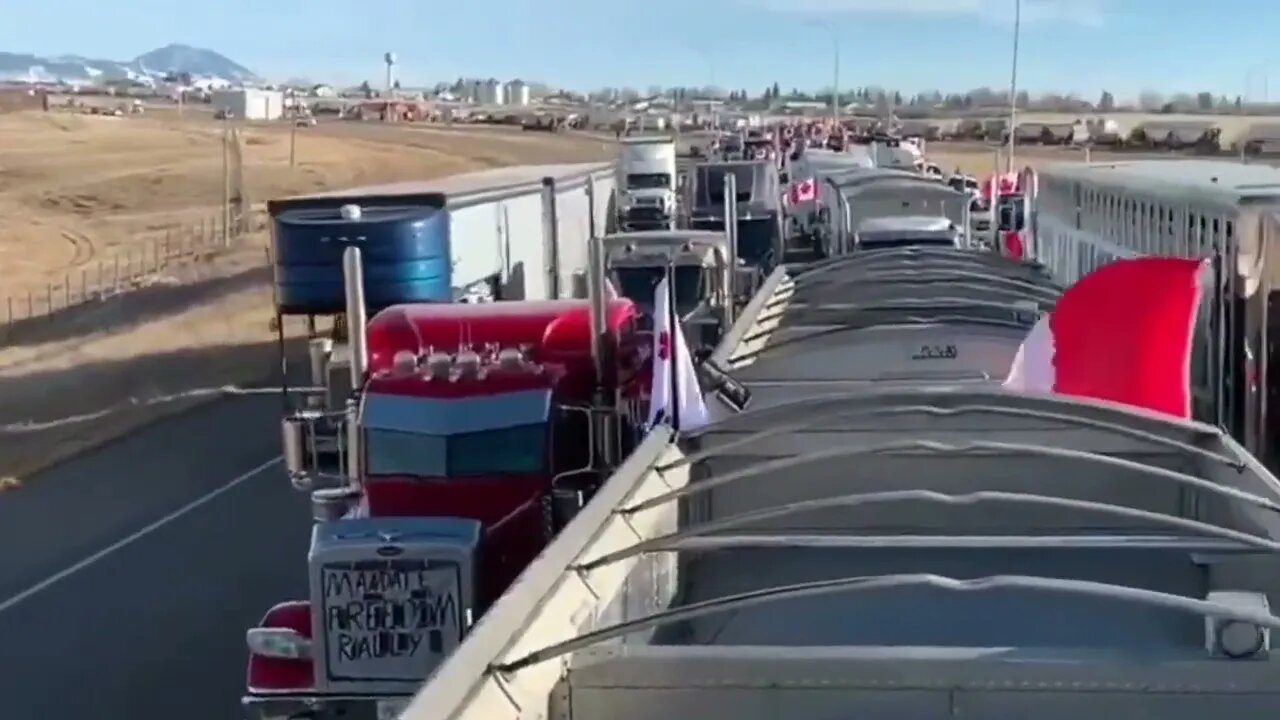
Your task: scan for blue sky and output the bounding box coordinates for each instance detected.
[3,0,1277,100]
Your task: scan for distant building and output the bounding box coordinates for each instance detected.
[311,84,336,97]
[477,78,504,106]
[505,79,530,106]
[211,88,285,121]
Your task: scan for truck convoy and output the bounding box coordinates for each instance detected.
[395,157,1280,720]
[617,136,678,231]
[245,167,650,719]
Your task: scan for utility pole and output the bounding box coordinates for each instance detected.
[1006,0,1022,173]
[832,35,841,125]
[221,119,230,246]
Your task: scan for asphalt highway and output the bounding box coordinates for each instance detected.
[0,393,309,720]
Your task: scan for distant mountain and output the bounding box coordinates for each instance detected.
[131,44,258,82]
[0,43,259,86]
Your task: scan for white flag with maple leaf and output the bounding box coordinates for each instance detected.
[646,275,710,433]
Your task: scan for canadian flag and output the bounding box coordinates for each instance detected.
[1002,230,1025,260]
[1003,257,1208,419]
[647,275,710,432]
[789,178,817,205]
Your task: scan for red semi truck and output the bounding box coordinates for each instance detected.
[243,249,651,720]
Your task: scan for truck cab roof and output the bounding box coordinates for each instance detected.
[603,230,727,269]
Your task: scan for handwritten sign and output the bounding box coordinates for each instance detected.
[321,560,461,680]
[910,343,958,361]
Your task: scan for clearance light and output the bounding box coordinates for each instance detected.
[424,351,452,380]
[391,350,417,373]
[246,627,313,660]
[497,347,525,368]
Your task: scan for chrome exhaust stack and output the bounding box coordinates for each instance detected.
[723,170,742,305]
[342,243,368,389]
[341,244,366,486]
[584,175,615,469]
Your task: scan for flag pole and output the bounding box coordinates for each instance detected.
[666,259,681,432]
[1211,240,1225,428]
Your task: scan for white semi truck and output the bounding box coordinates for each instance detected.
[617,136,677,231]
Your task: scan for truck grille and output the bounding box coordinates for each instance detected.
[627,207,667,222]
[309,517,479,691]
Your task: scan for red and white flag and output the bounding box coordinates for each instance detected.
[647,275,710,432]
[1003,257,1208,419]
[789,178,817,205]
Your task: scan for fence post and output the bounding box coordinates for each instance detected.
[113,255,121,289]
[7,296,12,323]
[45,283,52,316]
[27,290,33,318]
[64,273,70,306]
[81,268,88,301]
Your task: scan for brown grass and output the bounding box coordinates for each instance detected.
[0,113,612,484]
[928,142,1121,177]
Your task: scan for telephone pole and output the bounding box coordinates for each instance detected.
[1006,0,1022,173]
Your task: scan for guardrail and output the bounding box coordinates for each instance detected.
[0,210,266,340]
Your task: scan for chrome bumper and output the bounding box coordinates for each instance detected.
[243,694,408,720]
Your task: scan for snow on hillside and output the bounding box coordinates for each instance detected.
[0,44,259,87]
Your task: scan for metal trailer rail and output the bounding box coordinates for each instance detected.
[402,247,1280,720]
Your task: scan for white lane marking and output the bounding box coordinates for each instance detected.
[0,455,282,614]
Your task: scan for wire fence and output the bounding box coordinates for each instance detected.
[0,210,269,339]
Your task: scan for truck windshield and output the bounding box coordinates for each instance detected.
[613,265,704,316]
[626,173,671,189]
[860,236,958,249]
[736,218,777,267]
[700,167,755,205]
[361,390,551,476]
[997,197,1027,231]
[364,423,547,476]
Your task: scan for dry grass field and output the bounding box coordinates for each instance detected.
[0,112,612,484]
[0,111,612,294]
[927,142,1096,176]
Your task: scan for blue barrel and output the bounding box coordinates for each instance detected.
[269,192,452,315]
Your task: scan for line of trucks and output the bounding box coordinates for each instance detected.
[240,129,1030,720]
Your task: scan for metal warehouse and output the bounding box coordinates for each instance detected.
[211,88,284,121]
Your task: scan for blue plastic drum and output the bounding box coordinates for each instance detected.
[270,193,452,315]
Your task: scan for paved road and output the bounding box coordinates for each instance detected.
[0,393,309,720]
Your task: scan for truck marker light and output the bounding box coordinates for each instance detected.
[247,627,313,660]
